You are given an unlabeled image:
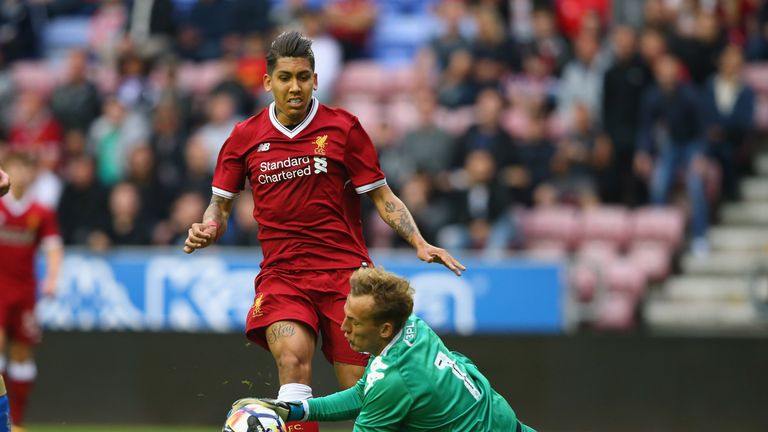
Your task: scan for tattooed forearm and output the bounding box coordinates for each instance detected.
[203,194,233,224]
[382,199,417,243]
[267,323,296,345]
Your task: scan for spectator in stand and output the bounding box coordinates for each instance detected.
[87,96,150,186]
[49,49,102,134]
[149,101,188,195]
[638,26,669,78]
[300,6,343,103]
[154,190,208,245]
[555,0,610,40]
[213,55,256,118]
[635,54,710,256]
[520,7,570,76]
[0,0,41,61]
[470,6,521,88]
[452,88,516,171]
[428,0,472,72]
[7,90,64,172]
[176,0,235,61]
[512,111,557,206]
[670,9,726,88]
[325,0,377,60]
[701,44,755,201]
[506,52,559,118]
[235,34,268,103]
[89,0,128,66]
[231,0,273,37]
[391,90,455,190]
[547,103,609,207]
[56,154,110,245]
[123,0,177,61]
[115,50,154,112]
[558,29,606,129]
[152,59,194,128]
[125,145,173,222]
[438,149,513,253]
[746,0,768,60]
[101,181,154,246]
[437,48,477,108]
[181,136,214,198]
[602,25,653,205]
[192,90,243,171]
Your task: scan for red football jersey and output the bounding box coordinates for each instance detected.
[212,98,386,270]
[0,195,61,294]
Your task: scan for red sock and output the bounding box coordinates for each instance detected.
[285,421,320,432]
[7,362,36,426]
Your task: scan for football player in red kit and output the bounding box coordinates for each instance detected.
[0,152,62,431]
[184,31,465,432]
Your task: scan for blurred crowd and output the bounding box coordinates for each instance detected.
[0,0,765,256]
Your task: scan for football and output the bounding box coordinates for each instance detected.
[222,402,286,432]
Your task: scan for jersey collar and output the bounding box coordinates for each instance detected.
[268,97,319,139]
[378,327,404,358]
[1,193,33,216]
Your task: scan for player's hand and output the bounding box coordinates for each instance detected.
[41,277,57,298]
[0,168,9,197]
[183,221,218,254]
[230,398,305,422]
[416,243,466,277]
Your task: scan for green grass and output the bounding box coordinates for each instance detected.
[28,425,351,432]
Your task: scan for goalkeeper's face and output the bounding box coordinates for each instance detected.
[341,295,394,356]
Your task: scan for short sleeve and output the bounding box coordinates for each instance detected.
[39,208,61,248]
[344,119,386,195]
[212,126,248,199]
[354,369,413,432]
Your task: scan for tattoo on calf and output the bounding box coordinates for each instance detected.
[267,323,296,345]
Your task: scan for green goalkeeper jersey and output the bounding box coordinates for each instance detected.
[306,316,535,431]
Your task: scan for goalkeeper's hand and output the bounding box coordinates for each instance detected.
[230,398,305,422]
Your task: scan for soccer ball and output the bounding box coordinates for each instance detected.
[223,402,286,432]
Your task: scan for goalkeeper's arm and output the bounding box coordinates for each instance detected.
[244,382,364,423]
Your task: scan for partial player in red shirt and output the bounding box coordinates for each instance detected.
[0,164,10,432]
[184,31,465,432]
[0,152,62,430]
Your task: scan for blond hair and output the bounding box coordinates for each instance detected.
[349,267,414,333]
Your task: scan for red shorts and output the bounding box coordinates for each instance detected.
[0,290,41,345]
[246,267,369,367]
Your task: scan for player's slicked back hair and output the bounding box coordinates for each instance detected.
[350,267,414,333]
[267,31,315,75]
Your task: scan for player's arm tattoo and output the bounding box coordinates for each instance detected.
[382,198,418,244]
[203,194,233,225]
[267,323,296,345]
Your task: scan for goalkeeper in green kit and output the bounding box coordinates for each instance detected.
[235,267,536,431]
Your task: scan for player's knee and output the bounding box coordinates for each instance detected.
[275,351,311,376]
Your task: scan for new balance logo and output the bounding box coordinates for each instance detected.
[313,156,327,173]
[257,142,271,152]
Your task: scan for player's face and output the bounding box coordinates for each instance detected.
[264,57,317,127]
[341,295,391,356]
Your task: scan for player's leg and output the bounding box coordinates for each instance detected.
[265,320,320,432]
[316,269,369,390]
[245,269,323,432]
[5,300,40,430]
[332,362,365,390]
[265,320,317,385]
[7,342,34,430]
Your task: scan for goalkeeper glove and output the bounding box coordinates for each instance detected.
[230,397,306,422]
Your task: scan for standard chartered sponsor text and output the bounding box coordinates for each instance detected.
[258,156,312,184]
